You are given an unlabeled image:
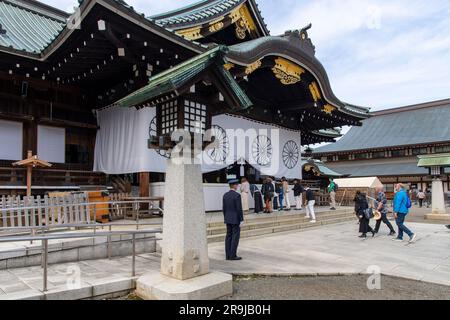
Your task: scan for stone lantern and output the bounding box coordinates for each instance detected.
[115,46,252,299]
[418,153,450,220]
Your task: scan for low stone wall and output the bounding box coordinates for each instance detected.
[0,234,156,270]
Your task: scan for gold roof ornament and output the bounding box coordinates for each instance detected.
[224,63,235,71]
[323,104,336,115]
[309,82,321,102]
[245,60,262,75]
[272,57,305,85]
[176,26,203,40]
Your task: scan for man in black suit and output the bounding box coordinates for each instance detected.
[223,179,244,261]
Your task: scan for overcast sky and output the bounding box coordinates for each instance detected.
[40,0,450,111]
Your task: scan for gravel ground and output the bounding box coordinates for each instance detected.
[220,275,450,300]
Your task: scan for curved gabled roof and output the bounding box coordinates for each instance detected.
[0,0,208,59]
[314,99,450,155]
[150,0,269,35]
[0,0,66,53]
[226,29,370,119]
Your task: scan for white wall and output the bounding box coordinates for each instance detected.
[0,120,23,160]
[37,125,66,163]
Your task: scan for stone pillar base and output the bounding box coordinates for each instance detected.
[136,271,233,300]
[425,213,450,221]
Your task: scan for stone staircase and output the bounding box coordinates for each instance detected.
[206,208,355,243]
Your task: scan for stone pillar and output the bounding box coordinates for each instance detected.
[431,178,447,215]
[160,158,209,280]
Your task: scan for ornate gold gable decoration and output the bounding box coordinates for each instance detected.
[323,104,336,115]
[209,18,225,33]
[176,26,202,40]
[224,63,235,71]
[230,4,257,40]
[272,57,305,85]
[245,60,262,75]
[309,82,321,102]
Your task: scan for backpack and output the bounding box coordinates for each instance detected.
[334,183,339,192]
[406,196,412,209]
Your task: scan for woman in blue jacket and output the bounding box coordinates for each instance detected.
[393,184,416,243]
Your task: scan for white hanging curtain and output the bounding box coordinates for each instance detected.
[94,106,302,179]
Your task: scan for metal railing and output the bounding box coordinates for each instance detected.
[0,227,161,292]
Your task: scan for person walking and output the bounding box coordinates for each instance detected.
[374,186,396,236]
[261,178,275,214]
[304,187,316,223]
[393,183,417,243]
[355,191,375,239]
[277,181,284,212]
[223,179,244,261]
[328,179,337,210]
[240,177,250,213]
[417,189,426,208]
[272,179,279,211]
[282,177,291,211]
[425,188,432,208]
[250,183,264,214]
[293,180,304,210]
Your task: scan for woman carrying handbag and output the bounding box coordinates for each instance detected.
[354,191,375,239]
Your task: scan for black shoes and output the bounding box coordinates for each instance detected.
[371,231,376,237]
[330,207,336,211]
[359,234,367,238]
[227,257,242,261]
[389,231,397,236]
[446,225,450,230]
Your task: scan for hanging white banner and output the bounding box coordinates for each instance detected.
[94,106,302,179]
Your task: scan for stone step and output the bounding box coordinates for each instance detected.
[206,209,353,228]
[207,212,354,236]
[207,216,355,244]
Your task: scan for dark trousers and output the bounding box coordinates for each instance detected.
[396,213,413,240]
[375,213,395,233]
[359,217,373,235]
[225,224,241,259]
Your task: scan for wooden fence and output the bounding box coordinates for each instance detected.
[0,193,131,228]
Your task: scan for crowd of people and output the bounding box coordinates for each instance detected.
[222,178,338,260]
[223,178,448,261]
[354,183,417,243]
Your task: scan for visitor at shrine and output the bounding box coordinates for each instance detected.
[374,186,396,236]
[262,178,275,214]
[240,177,250,213]
[293,180,304,210]
[282,177,291,211]
[223,179,244,261]
[250,183,264,214]
[425,188,432,208]
[417,189,426,208]
[305,186,316,223]
[277,181,285,212]
[272,179,280,211]
[328,179,337,210]
[393,184,417,243]
[354,191,375,239]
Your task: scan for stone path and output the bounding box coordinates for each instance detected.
[1,220,449,299]
[209,222,450,286]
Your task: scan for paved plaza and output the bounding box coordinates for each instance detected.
[0,217,449,299]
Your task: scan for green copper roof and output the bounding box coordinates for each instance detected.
[116,46,252,110]
[418,154,450,168]
[0,0,66,53]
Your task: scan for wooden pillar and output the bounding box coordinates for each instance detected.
[139,172,150,198]
[26,150,33,197]
[26,166,32,197]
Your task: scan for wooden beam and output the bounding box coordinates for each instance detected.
[139,172,150,198]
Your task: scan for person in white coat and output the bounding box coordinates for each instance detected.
[240,177,250,213]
